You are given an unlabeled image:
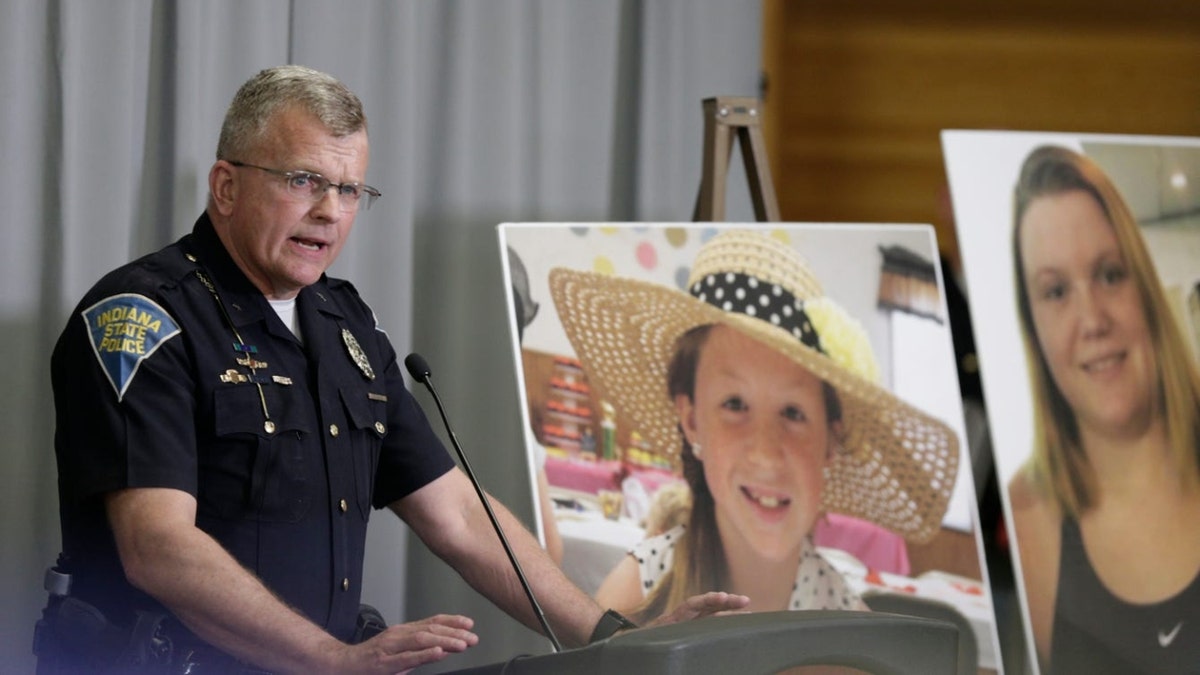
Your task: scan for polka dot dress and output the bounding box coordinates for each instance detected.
[632,525,867,611]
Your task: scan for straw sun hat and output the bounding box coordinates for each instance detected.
[549,229,959,543]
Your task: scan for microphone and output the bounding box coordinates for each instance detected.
[404,353,563,652]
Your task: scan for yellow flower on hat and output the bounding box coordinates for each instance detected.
[803,297,881,385]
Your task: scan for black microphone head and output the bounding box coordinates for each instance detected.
[404,353,432,383]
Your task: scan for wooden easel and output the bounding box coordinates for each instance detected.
[692,96,781,222]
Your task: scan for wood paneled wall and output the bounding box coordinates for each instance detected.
[761,0,1200,270]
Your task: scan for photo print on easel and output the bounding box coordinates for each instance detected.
[943,131,1200,675]
[499,223,1004,673]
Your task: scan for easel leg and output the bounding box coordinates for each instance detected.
[692,96,780,223]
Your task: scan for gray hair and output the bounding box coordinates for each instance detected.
[216,65,366,160]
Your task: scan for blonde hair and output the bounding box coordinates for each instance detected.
[1011,145,1200,517]
[642,482,693,538]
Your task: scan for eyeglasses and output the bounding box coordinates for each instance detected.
[228,161,381,211]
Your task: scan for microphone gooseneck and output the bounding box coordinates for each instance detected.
[404,353,563,652]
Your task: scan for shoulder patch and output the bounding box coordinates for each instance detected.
[81,294,181,401]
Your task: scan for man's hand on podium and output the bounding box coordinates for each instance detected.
[340,613,479,674]
[643,591,751,630]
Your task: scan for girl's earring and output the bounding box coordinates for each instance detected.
[691,442,702,459]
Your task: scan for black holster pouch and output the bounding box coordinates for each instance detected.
[352,604,387,644]
[34,595,174,673]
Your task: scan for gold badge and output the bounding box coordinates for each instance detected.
[342,328,375,381]
[219,369,248,384]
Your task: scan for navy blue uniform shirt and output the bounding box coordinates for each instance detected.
[51,213,455,643]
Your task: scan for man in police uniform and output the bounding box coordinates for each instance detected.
[38,65,747,674]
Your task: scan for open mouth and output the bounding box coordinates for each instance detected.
[741,486,791,510]
[292,237,327,252]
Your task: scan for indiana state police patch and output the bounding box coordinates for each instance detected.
[82,294,181,400]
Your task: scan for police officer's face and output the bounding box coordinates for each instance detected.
[219,106,370,300]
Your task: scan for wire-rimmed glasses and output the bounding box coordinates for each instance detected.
[229,161,381,211]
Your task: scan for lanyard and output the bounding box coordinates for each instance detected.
[193,268,277,434]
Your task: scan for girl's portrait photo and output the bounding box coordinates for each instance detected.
[502,223,1001,672]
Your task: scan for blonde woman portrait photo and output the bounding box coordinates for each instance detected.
[945,132,1200,675]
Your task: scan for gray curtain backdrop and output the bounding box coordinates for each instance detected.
[0,1,760,671]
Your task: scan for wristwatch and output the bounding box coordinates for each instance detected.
[589,608,638,643]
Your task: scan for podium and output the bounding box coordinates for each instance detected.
[452,610,959,675]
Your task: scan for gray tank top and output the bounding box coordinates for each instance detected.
[1050,517,1200,674]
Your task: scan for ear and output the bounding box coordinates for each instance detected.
[674,393,700,458]
[208,160,238,217]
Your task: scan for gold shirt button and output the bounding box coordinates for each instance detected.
[342,578,350,591]
[263,421,276,434]
[374,421,386,434]
[329,424,339,437]
[339,499,348,513]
